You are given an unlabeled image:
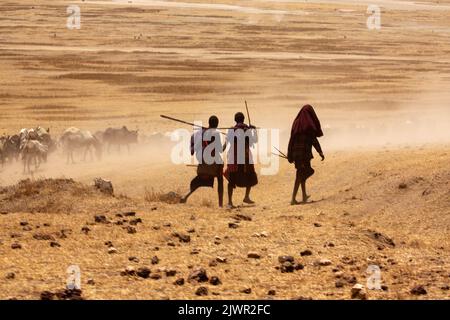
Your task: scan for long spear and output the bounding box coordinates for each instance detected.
[273,146,287,158]
[160,115,226,135]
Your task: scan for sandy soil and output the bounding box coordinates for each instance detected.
[0,0,449,300]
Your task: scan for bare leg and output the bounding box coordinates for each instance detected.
[217,174,224,207]
[243,187,254,204]
[180,187,198,204]
[301,180,310,203]
[227,183,235,208]
[291,170,301,205]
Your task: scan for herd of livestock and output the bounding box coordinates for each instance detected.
[0,126,140,173]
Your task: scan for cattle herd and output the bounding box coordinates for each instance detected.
[0,126,140,173]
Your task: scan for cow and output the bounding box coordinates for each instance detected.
[102,126,138,154]
[60,127,102,164]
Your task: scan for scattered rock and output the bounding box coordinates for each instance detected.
[187,228,195,233]
[247,252,261,259]
[216,256,227,263]
[94,178,114,195]
[11,243,22,249]
[22,225,32,231]
[195,286,208,296]
[94,215,108,224]
[241,288,252,294]
[123,211,136,217]
[278,255,294,264]
[300,249,313,256]
[165,269,177,277]
[108,247,118,254]
[281,261,295,273]
[33,233,55,241]
[313,222,322,227]
[174,278,185,286]
[228,222,239,229]
[40,291,55,300]
[232,214,252,221]
[81,226,90,234]
[5,272,15,280]
[351,284,368,300]
[121,266,136,276]
[128,256,139,263]
[20,221,29,226]
[87,279,95,285]
[50,241,61,248]
[129,218,142,225]
[150,273,162,280]
[126,226,137,234]
[104,241,113,247]
[151,256,160,265]
[315,259,332,266]
[191,248,201,255]
[410,285,427,295]
[173,232,191,243]
[268,290,276,296]
[209,276,222,285]
[188,267,208,283]
[136,267,151,279]
[167,241,176,247]
[398,182,407,189]
[55,288,83,300]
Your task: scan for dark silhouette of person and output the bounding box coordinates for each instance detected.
[287,105,324,205]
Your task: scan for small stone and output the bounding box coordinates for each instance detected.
[173,232,190,243]
[187,228,195,233]
[136,267,151,279]
[216,256,227,263]
[191,248,200,255]
[40,291,55,300]
[121,266,136,276]
[209,276,222,285]
[410,285,427,295]
[268,290,276,296]
[195,286,208,296]
[50,241,61,248]
[351,284,368,300]
[278,255,294,263]
[81,226,90,234]
[316,259,332,266]
[94,215,108,223]
[126,226,137,234]
[247,252,261,259]
[228,222,239,229]
[398,183,407,189]
[87,279,95,285]
[123,211,136,217]
[20,221,29,226]
[241,288,252,294]
[300,249,313,256]
[174,278,185,286]
[150,273,162,280]
[163,222,171,227]
[108,247,118,254]
[6,272,15,280]
[128,256,139,263]
[151,256,159,265]
[11,243,22,249]
[33,233,55,241]
[167,241,176,247]
[209,260,218,267]
[281,261,295,273]
[188,267,208,283]
[129,218,142,225]
[313,222,322,227]
[22,226,32,231]
[381,285,389,291]
[335,280,345,288]
[294,263,304,270]
[165,269,177,277]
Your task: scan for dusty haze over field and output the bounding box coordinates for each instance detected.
[0,0,449,300]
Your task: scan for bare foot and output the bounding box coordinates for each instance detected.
[291,200,301,205]
[179,198,187,204]
[227,204,236,209]
[243,198,255,204]
[302,195,311,203]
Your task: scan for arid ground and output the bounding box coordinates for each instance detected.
[0,0,449,299]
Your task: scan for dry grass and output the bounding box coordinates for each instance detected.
[144,187,183,204]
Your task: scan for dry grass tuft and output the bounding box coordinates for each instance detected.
[144,188,182,204]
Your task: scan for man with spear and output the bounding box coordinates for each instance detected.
[223,103,258,208]
[161,114,224,207]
